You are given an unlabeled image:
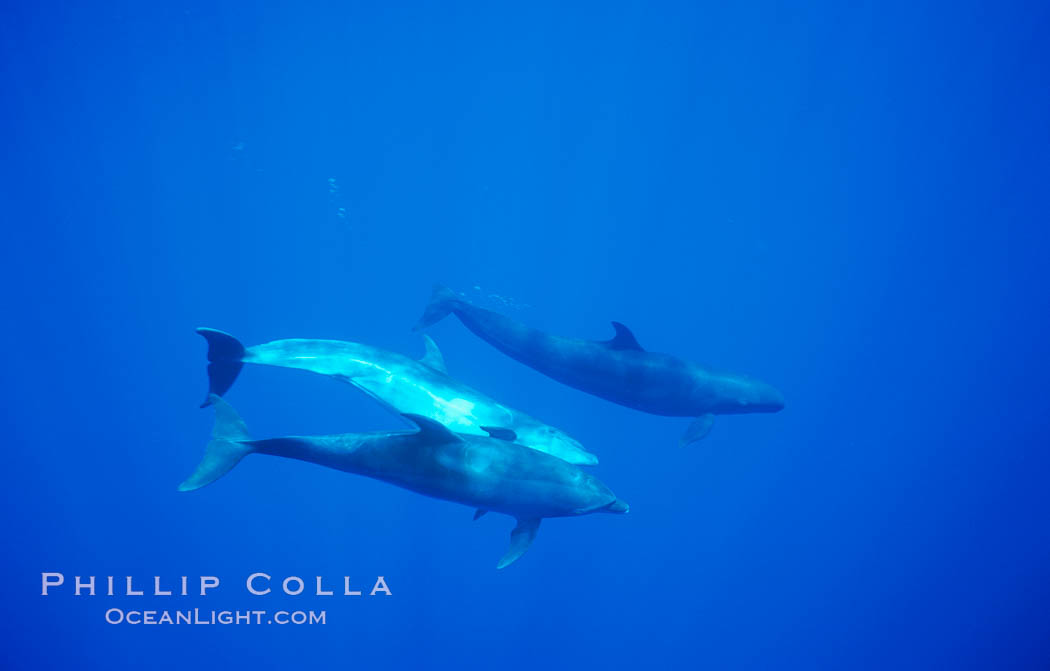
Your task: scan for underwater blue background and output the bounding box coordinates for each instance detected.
[2,0,1048,668]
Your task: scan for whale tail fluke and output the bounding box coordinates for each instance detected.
[413,284,460,332]
[496,517,541,569]
[178,394,254,492]
[196,328,246,407]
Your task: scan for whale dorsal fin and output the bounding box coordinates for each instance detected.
[480,426,517,441]
[496,517,541,569]
[401,413,462,443]
[605,321,644,351]
[418,335,448,374]
[473,509,488,520]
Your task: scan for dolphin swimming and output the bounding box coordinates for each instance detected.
[413,286,785,446]
[197,328,597,465]
[180,395,628,568]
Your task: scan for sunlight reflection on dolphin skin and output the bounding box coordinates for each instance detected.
[433,398,477,430]
[464,449,496,476]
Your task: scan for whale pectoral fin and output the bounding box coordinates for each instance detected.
[605,322,644,351]
[418,335,448,374]
[400,414,463,443]
[473,509,488,521]
[496,518,541,569]
[479,426,517,441]
[680,414,715,446]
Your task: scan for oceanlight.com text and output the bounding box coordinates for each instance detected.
[104,608,326,625]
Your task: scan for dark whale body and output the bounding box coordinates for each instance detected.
[414,286,784,445]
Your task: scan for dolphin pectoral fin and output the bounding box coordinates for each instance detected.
[473,509,488,521]
[604,322,644,351]
[400,413,463,443]
[680,414,715,446]
[496,518,541,569]
[196,328,247,406]
[479,426,517,441]
[418,335,448,374]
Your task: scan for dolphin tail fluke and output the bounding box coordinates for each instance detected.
[680,414,715,447]
[178,395,254,492]
[196,328,246,407]
[496,517,541,569]
[412,284,460,332]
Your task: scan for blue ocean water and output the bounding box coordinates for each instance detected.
[3,1,1048,668]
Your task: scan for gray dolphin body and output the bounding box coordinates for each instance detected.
[197,328,596,465]
[414,286,785,446]
[180,396,627,568]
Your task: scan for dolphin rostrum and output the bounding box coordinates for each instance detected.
[180,395,628,568]
[197,328,596,466]
[413,285,785,446]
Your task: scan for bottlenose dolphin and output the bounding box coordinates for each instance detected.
[180,396,627,568]
[197,328,597,466]
[414,286,785,446]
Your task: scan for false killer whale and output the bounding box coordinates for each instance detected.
[414,286,785,446]
[197,328,596,466]
[180,395,627,568]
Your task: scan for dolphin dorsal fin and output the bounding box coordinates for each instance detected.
[496,518,541,569]
[605,321,644,351]
[480,426,517,441]
[401,413,462,443]
[418,335,448,374]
